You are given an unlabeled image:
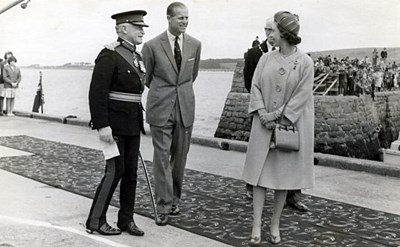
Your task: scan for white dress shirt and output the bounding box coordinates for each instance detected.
[167,30,183,56]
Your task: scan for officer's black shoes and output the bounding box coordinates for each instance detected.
[286,201,309,212]
[86,222,121,235]
[169,205,180,216]
[156,213,169,226]
[118,221,144,236]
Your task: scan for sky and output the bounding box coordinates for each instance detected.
[0,0,399,66]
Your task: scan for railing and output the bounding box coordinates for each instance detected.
[322,79,338,96]
[313,73,330,93]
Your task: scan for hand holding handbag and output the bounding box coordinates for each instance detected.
[270,82,300,152]
[273,118,299,151]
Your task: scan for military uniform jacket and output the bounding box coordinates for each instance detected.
[89,39,145,136]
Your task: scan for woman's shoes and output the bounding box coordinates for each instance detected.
[248,235,261,246]
[86,222,121,235]
[270,234,281,244]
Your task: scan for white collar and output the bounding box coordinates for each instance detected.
[166,30,183,54]
[266,41,275,51]
[167,30,183,41]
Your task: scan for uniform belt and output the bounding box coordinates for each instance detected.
[108,91,142,103]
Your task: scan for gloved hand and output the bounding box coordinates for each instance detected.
[264,121,276,130]
[258,109,278,126]
[98,126,114,143]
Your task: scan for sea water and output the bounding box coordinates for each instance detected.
[14,68,234,137]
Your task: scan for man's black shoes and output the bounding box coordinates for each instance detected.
[86,222,121,235]
[286,201,309,212]
[118,221,144,236]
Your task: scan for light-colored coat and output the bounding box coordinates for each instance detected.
[242,48,315,190]
[141,31,201,127]
[3,64,21,88]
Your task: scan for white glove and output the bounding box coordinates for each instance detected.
[98,126,114,143]
[258,109,278,126]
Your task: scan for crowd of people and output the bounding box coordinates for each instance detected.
[0,51,21,116]
[313,49,399,99]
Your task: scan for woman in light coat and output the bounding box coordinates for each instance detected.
[242,11,314,245]
[2,55,21,116]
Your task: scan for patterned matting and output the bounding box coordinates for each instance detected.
[0,135,399,247]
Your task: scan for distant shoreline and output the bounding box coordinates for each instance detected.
[20,47,400,70]
[21,66,236,72]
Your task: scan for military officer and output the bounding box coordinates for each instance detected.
[86,10,148,236]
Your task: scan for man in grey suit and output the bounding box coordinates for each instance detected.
[141,2,201,226]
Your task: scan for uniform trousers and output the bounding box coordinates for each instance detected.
[150,100,192,214]
[86,134,140,229]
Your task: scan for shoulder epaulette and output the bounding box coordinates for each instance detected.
[104,41,121,51]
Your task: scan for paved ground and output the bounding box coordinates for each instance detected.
[0,116,399,246]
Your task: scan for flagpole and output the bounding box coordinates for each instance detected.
[32,71,44,113]
[39,71,44,113]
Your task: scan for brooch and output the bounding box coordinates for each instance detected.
[293,59,300,70]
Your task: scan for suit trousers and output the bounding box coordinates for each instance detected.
[150,100,193,214]
[86,134,140,229]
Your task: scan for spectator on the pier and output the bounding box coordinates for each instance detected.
[386,69,395,91]
[242,11,314,245]
[359,67,370,95]
[381,48,388,64]
[141,2,202,226]
[0,51,14,116]
[392,61,397,70]
[377,58,386,70]
[372,48,379,67]
[333,57,339,65]
[2,55,21,116]
[394,69,400,88]
[338,62,347,95]
[86,10,148,236]
[323,55,331,66]
[372,66,383,92]
[346,65,356,95]
[252,36,260,47]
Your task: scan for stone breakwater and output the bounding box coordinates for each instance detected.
[215,63,400,160]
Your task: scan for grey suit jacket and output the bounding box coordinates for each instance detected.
[142,31,201,127]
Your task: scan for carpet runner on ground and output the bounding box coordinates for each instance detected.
[0,135,399,247]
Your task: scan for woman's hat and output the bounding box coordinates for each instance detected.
[274,11,300,36]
